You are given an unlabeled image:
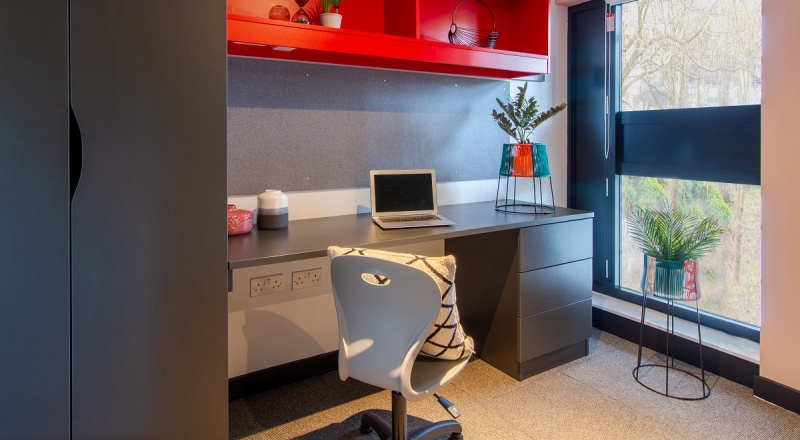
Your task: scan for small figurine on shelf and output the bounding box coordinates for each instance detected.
[320,0,344,28]
[293,0,311,24]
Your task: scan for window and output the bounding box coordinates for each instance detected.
[620,176,762,327]
[567,0,762,340]
[617,0,762,332]
[620,0,762,111]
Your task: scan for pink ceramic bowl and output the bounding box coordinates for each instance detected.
[227,204,253,236]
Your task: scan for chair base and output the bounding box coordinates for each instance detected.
[359,391,463,440]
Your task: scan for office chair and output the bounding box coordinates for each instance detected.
[329,254,471,440]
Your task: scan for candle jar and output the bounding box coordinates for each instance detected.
[257,190,289,229]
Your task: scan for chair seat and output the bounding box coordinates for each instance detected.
[407,349,471,402]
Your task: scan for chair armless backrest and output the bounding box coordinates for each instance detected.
[330,255,441,393]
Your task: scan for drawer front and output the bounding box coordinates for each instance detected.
[519,259,592,317]
[519,219,593,272]
[519,299,592,362]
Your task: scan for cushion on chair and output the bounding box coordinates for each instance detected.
[328,246,474,360]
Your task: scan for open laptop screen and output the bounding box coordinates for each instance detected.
[373,172,435,213]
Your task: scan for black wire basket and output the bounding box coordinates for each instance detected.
[447,0,500,49]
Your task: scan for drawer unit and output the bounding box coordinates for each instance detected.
[519,219,593,271]
[519,259,592,317]
[446,215,594,381]
[519,299,593,362]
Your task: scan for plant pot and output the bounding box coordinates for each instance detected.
[320,13,342,28]
[498,143,550,178]
[640,254,700,301]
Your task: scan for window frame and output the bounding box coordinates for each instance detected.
[569,0,762,343]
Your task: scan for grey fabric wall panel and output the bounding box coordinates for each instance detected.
[228,57,509,194]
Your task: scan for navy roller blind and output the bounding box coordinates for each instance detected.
[616,105,761,185]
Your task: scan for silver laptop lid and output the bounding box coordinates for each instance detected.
[370,169,439,216]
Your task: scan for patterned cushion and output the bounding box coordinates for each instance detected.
[328,246,474,360]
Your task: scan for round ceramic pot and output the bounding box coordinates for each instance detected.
[257,189,289,229]
[227,204,253,236]
[320,13,342,28]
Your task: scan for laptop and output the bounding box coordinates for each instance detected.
[370,169,455,230]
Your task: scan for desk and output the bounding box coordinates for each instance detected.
[228,201,594,380]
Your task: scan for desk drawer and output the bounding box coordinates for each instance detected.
[518,219,593,272]
[518,299,592,362]
[519,259,592,317]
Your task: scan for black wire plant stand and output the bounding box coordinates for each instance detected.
[632,256,711,400]
[495,143,555,214]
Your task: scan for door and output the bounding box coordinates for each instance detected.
[0,3,71,438]
[69,1,228,437]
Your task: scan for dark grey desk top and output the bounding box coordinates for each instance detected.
[228,201,593,270]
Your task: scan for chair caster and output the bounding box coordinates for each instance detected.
[448,434,463,440]
[360,422,374,434]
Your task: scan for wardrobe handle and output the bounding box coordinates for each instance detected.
[69,104,83,201]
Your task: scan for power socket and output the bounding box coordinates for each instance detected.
[250,273,285,297]
[292,268,323,290]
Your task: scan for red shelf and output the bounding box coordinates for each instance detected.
[227,0,550,79]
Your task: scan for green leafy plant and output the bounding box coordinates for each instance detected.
[627,199,724,262]
[491,82,567,144]
[320,0,344,13]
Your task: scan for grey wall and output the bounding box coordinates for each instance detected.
[227,57,509,194]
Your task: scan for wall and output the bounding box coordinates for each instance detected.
[760,0,800,391]
[226,0,570,370]
[227,1,569,218]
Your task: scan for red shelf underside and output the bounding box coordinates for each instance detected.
[228,16,548,79]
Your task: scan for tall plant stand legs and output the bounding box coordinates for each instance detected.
[632,293,711,400]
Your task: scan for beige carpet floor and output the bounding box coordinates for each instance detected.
[229,329,800,439]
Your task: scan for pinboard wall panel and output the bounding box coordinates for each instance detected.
[227,57,508,194]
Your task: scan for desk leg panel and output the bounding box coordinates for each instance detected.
[445,229,520,376]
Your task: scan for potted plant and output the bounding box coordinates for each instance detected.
[491,82,566,178]
[320,0,344,28]
[627,200,724,300]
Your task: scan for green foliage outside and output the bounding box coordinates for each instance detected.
[620,177,762,327]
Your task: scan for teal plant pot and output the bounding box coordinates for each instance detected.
[640,254,701,301]
[498,143,551,177]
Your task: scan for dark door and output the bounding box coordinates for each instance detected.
[568,0,611,290]
[69,1,228,437]
[0,3,71,438]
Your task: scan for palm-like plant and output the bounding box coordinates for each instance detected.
[627,200,724,262]
[320,0,343,13]
[491,82,567,144]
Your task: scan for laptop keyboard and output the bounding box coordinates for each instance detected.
[380,214,441,223]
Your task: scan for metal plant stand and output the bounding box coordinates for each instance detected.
[632,255,711,400]
[495,143,555,214]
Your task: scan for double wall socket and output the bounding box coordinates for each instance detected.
[250,273,285,297]
[292,268,323,290]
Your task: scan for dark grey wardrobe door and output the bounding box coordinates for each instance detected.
[0,3,71,439]
[69,1,228,438]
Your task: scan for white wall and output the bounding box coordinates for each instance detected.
[526,0,569,207]
[760,0,800,391]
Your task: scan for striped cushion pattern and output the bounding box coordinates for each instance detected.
[328,246,474,360]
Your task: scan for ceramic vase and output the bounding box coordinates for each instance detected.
[257,190,289,229]
[227,204,253,236]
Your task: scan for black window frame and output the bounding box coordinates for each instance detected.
[568,0,761,343]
